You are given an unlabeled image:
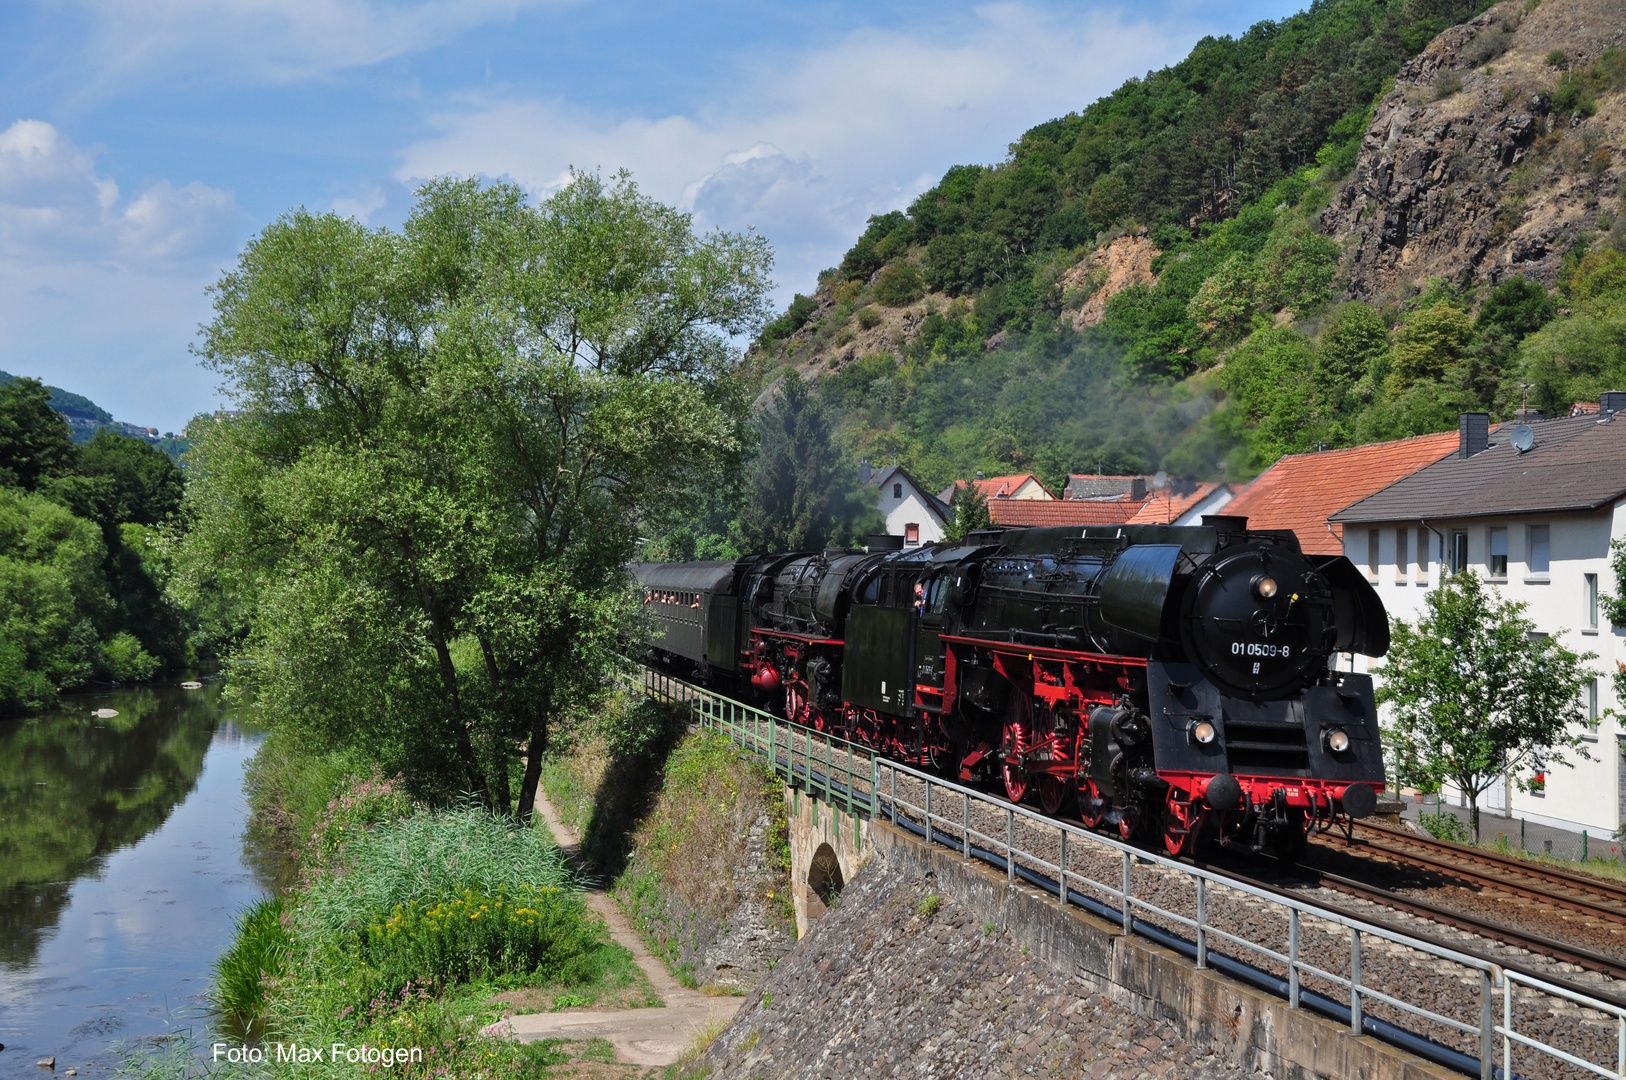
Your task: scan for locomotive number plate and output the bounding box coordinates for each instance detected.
[1231,641,1291,658]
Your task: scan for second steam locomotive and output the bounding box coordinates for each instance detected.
[633,517,1389,861]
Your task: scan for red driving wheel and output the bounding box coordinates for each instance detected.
[1002,694,1032,804]
[1077,777,1106,828]
[1163,788,1201,858]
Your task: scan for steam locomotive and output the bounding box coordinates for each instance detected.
[632,517,1389,861]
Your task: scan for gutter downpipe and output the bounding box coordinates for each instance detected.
[1421,519,1447,578]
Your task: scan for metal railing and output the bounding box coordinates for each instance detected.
[636,664,1626,1080]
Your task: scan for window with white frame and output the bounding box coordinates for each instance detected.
[1528,524,1550,577]
[1367,528,1380,578]
[1451,531,1468,574]
[1488,527,1508,578]
[1394,527,1408,582]
[1416,527,1430,583]
[1586,678,1600,730]
[1587,573,1600,629]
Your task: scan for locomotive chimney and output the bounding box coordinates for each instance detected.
[1458,412,1490,457]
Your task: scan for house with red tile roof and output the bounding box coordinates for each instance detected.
[939,472,1057,503]
[988,496,1147,528]
[1223,431,1461,555]
[1126,481,1235,526]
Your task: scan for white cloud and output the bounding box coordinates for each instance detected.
[332,186,389,223]
[396,3,1207,297]
[70,0,557,85]
[0,119,239,263]
[0,121,240,431]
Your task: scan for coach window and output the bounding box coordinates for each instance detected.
[1451,531,1468,574]
[1527,524,1550,580]
[1367,528,1380,580]
[1487,527,1508,579]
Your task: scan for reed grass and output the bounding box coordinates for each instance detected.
[211,897,291,1030]
[297,802,575,940]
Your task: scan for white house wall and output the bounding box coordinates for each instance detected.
[1345,503,1623,835]
[882,489,945,544]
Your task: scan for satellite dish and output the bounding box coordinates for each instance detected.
[1153,470,1169,489]
[1511,424,1535,453]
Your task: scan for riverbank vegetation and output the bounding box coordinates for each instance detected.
[123,763,656,1079]
[0,378,192,712]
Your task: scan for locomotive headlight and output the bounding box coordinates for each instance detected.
[1254,575,1279,599]
[1192,719,1218,745]
[1324,727,1352,754]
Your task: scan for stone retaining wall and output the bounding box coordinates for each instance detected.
[697,813,1457,1079]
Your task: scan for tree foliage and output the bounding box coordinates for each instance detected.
[1377,571,1595,838]
[738,373,876,553]
[943,481,991,543]
[181,172,772,814]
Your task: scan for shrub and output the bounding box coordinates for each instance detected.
[213,896,291,1029]
[758,293,818,347]
[305,769,416,863]
[299,804,576,939]
[99,631,160,683]
[1431,70,1463,100]
[873,263,925,307]
[361,884,600,989]
[1464,26,1511,66]
[1546,49,1568,68]
[855,305,884,329]
[1420,810,1472,843]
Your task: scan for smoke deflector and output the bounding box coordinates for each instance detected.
[1098,544,1183,641]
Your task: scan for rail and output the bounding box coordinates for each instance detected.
[636,664,1626,1080]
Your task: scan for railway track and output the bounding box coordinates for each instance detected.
[1346,819,1626,909]
[1233,819,1626,990]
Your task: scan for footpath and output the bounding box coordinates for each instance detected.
[481,790,743,1066]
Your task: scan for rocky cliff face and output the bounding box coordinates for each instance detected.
[1324,0,1626,300]
[1060,233,1161,328]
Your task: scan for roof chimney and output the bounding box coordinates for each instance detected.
[1602,391,1626,417]
[858,458,873,485]
[1459,412,1490,458]
[1129,476,1145,500]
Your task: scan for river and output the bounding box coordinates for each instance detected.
[0,679,275,1078]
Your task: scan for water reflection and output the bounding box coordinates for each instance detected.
[0,680,275,1077]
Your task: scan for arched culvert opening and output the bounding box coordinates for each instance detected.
[808,842,844,912]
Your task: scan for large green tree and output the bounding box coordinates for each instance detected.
[180,173,771,817]
[1378,571,1595,838]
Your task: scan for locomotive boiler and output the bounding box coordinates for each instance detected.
[632,516,1388,862]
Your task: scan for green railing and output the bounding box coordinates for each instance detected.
[636,664,876,821]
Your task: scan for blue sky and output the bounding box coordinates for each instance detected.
[0,0,1304,433]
